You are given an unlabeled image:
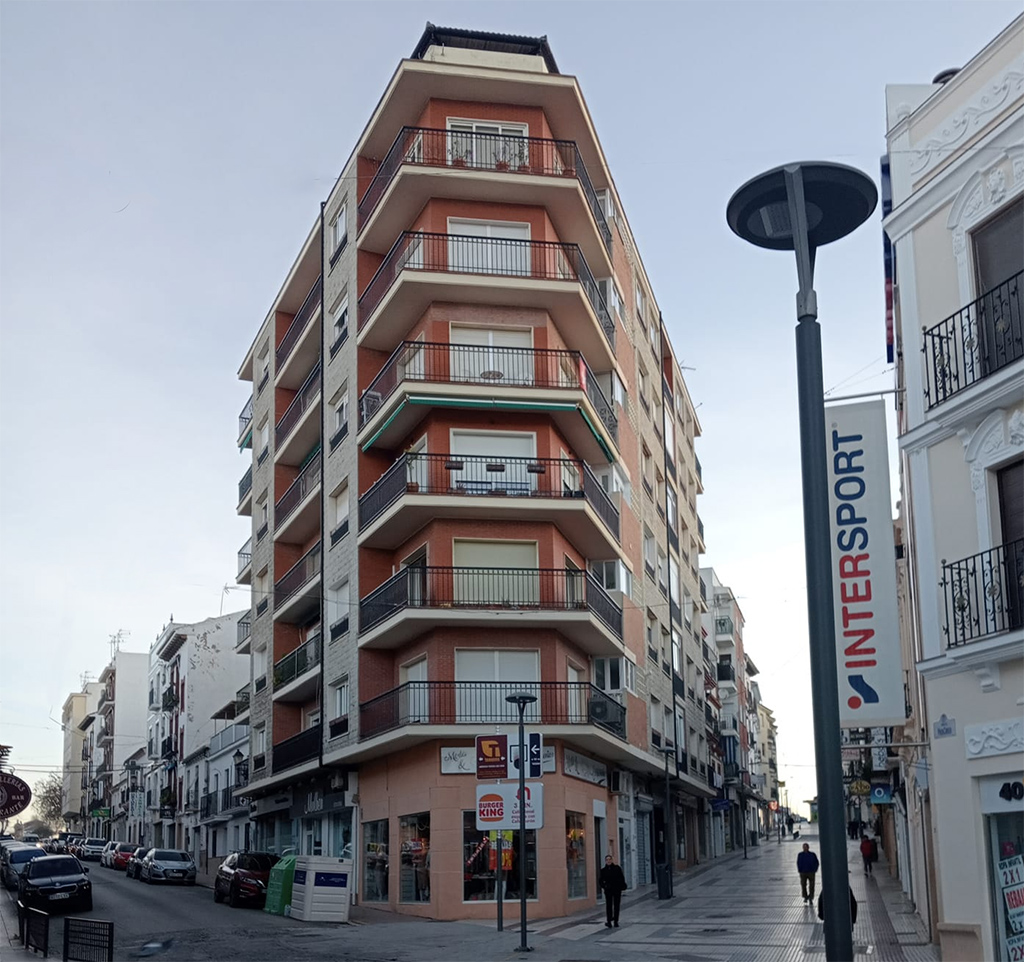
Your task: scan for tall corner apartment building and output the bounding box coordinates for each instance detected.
[883,14,1022,962]
[232,25,713,920]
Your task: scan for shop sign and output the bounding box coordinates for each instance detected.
[826,400,904,727]
[475,783,544,830]
[849,779,871,796]
[255,791,293,817]
[563,749,607,787]
[289,779,347,820]
[870,784,892,805]
[980,775,1024,815]
[441,746,476,774]
[1006,932,1024,961]
[475,735,508,780]
[1005,881,1024,935]
[0,773,32,819]
[710,799,731,812]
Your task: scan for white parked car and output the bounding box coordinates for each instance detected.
[80,838,107,861]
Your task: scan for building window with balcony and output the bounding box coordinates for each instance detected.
[399,812,430,903]
[328,581,350,640]
[330,204,347,257]
[363,819,389,902]
[657,551,668,596]
[331,676,349,728]
[454,650,539,723]
[638,366,649,413]
[590,559,633,599]
[593,656,635,698]
[598,463,630,502]
[598,278,623,327]
[257,420,269,462]
[666,486,677,531]
[330,484,350,545]
[596,188,616,224]
[330,389,349,450]
[566,812,587,899]
[446,120,528,168]
[664,408,675,455]
[643,528,655,578]
[257,347,270,395]
[330,294,349,354]
[663,707,675,750]
[463,812,536,902]
[635,277,647,325]
[650,696,662,748]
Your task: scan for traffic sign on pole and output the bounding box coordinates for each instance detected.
[510,733,543,778]
[476,735,509,779]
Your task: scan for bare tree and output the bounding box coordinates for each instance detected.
[33,773,65,831]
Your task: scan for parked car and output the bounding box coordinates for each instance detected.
[79,838,107,861]
[213,852,280,907]
[111,843,136,870]
[140,849,197,885]
[2,844,48,889]
[125,847,149,879]
[100,841,121,867]
[21,833,39,844]
[18,855,92,913]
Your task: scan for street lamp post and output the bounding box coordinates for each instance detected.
[506,693,537,953]
[727,162,876,962]
[661,747,674,897]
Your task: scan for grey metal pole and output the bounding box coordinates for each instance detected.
[795,307,854,958]
[663,750,673,896]
[515,704,531,953]
[496,832,503,931]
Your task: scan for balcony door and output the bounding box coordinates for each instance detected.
[454,649,539,723]
[446,121,528,171]
[449,326,533,385]
[450,430,535,495]
[447,219,530,277]
[972,198,1023,376]
[400,657,428,724]
[997,459,1024,631]
[452,540,539,606]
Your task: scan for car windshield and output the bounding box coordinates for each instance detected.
[11,849,46,864]
[28,858,79,876]
[86,838,106,846]
[239,854,279,871]
[153,850,190,861]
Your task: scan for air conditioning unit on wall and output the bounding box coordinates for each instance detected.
[610,770,629,795]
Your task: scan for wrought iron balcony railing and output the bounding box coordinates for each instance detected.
[941,539,1024,647]
[717,663,736,682]
[357,232,614,346]
[358,452,619,539]
[360,680,626,741]
[160,736,175,759]
[923,271,1022,409]
[237,538,252,575]
[357,341,617,444]
[238,396,253,437]
[238,465,253,504]
[274,449,322,528]
[273,632,322,688]
[357,126,611,249]
[275,277,322,369]
[359,566,623,638]
[273,541,321,609]
[271,723,321,774]
[161,686,178,712]
[235,684,250,711]
[275,362,321,448]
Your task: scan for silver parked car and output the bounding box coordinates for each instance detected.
[79,838,107,861]
[139,849,197,885]
[2,844,48,889]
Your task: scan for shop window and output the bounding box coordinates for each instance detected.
[399,812,431,903]
[331,808,353,859]
[566,812,587,899]
[463,812,536,901]
[363,819,389,902]
[990,806,1024,959]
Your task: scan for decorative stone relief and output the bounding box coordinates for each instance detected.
[910,59,1024,178]
[987,167,1007,204]
[971,661,1001,693]
[964,718,1024,759]
[1009,409,1024,446]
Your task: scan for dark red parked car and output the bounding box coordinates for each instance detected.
[111,843,136,870]
[213,852,280,907]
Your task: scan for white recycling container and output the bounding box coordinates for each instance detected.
[289,856,353,922]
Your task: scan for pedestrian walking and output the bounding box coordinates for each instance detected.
[796,843,819,902]
[598,854,627,927]
[817,887,858,930]
[786,815,794,837]
[859,834,874,875]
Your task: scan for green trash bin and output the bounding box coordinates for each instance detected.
[264,855,297,915]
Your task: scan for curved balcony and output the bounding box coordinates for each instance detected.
[358,341,617,463]
[358,566,623,654]
[358,453,619,555]
[274,449,322,545]
[357,232,615,366]
[358,127,611,272]
[275,277,322,389]
[273,541,321,624]
[272,631,321,703]
[274,363,321,466]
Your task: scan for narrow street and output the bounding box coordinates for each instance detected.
[2,831,936,962]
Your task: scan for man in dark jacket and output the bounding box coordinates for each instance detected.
[796,843,820,902]
[817,887,858,929]
[599,854,627,927]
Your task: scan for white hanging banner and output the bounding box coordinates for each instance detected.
[825,400,904,727]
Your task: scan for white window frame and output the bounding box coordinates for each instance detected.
[332,677,350,719]
[331,205,347,252]
[333,295,349,340]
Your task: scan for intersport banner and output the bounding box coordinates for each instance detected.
[825,399,904,727]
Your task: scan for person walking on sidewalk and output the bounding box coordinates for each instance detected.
[796,843,819,902]
[860,834,874,875]
[817,887,858,930]
[599,854,627,927]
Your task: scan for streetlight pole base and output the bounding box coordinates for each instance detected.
[513,947,534,953]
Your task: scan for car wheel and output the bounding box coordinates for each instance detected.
[229,883,240,908]
[213,882,224,903]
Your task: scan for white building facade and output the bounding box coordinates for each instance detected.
[884,16,1023,961]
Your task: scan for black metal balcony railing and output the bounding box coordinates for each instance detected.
[274,541,322,610]
[239,396,253,437]
[161,686,178,712]
[273,632,322,688]
[237,618,251,646]
[275,362,322,448]
[698,516,705,542]
[274,449,322,528]
[717,663,736,683]
[237,538,252,576]
[358,452,619,539]
[160,736,174,759]
[254,675,267,693]
[235,685,251,711]
[358,127,611,245]
[358,232,614,345]
[923,271,1022,409]
[359,565,623,638]
[252,752,266,771]
[275,277,322,369]
[271,723,322,774]
[358,341,617,444]
[238,465,253,503]
[200,790,217,820]
[330,616,350,640]
[257,521,269,542]
[942,539,1024,647]
[256,597,269,618]
[695,456,702,482]
[360,680,626,741]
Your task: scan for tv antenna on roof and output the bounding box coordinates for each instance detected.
[109,629,129,660]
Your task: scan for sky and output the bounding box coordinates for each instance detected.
[0,0,1018,821]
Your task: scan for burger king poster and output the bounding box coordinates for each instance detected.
[476,783,545,830]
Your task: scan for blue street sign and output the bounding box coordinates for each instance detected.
[511,733,543,778]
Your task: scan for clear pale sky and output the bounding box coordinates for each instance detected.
[1,1,1018,819]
